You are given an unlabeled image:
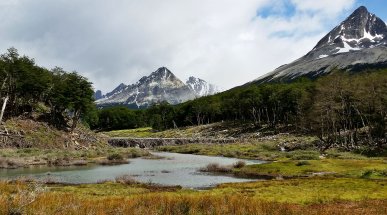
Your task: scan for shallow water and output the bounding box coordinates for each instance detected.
[0,152,264,188]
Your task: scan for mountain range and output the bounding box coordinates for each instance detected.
[95,67,218,108]
[252,6,387,84]
[96,6,386,108]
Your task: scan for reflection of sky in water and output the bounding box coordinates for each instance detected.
[0,152,264,188]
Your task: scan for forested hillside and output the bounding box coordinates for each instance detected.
[91,70,387,153]
[0,47,385,153]
[0,48,95,132]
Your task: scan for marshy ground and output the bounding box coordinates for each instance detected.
[1,122,386,214]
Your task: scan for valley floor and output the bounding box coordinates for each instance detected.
[0,178,386,214]
[1,122,386,214]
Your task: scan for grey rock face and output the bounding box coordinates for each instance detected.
[253,6,387,84]
[104,83,127,98]
[186,76,219,97]
[93,90,103,100]
[96,67,218,108]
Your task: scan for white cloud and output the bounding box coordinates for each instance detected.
[291,0,356,16]
[0,0,357,92]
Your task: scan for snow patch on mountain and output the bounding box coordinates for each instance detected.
[186,76,219,97]
[252,6,387,84]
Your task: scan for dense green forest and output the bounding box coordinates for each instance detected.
[89,70,387,152]
[0,48,94,132]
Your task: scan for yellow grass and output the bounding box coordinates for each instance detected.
[1,178,386,215]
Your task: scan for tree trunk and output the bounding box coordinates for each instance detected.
[0,96,9,124]
[71,110,80,133]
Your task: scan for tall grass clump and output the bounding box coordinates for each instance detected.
[199,163,232,173]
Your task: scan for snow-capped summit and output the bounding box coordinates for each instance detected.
[96,67,218,108]
[137,67,186,89]
[186,76,219,97]
[311,6,387,57]
[252,6,387,84]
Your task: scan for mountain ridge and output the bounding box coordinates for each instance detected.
[252,6,387,84]
[95,67,219,108]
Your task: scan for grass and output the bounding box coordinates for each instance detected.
[4,118,108,149]
[102,122,260,138]
[103,127,201,138]
[234,159,387,179]
[156,134,381,162]
[0,178,386,214]
[104,127,156,138]
[2,122,386,214]
[0,147,151,168]
[199,163,232,173]
[158,142,285,160]
[158,142,315,161]
[215,178,387,204]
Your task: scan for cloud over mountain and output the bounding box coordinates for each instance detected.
[0,0,361,91]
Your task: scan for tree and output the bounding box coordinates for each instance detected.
[65,72,94,132]
[48,68,94,131]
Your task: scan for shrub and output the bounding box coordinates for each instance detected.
[361,170,373,178]
[233,161,246,168]
[115,174,138,185]
[107,153,123,161]
[199,163,231,173]
[127,151,141,158]
[295,161,311,166]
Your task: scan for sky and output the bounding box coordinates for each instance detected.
[0,0,386,93]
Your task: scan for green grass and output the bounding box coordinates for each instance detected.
[104,127,155,138]
[215,178,387,204]
[235,159,387,179]
[158,142,283,160]
[157,135,319,160]
[35,177,387,204]
[103,126,204,138]
[103,123,259,138]
[0,147,151,168]
[103,128,200,138]
[49,182,152,196]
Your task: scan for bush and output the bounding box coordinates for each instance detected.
[361,170,374,178]
[107,153,124,161]
[99,153,128,165]
[115,174,138,185]
[233,161,246,168]
[199,163,231,173]
[295,161,311,166]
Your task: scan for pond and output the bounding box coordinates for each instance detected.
[0,152,265,189]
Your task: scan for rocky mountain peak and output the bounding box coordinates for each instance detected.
[93,90,103,100]
[150,67,174,79]
[138,67,183,86]
[96,67,219,108]
[252,6,387,85]
[104,83,127,98]
[186,76,219,97]
[312,6,387,53]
